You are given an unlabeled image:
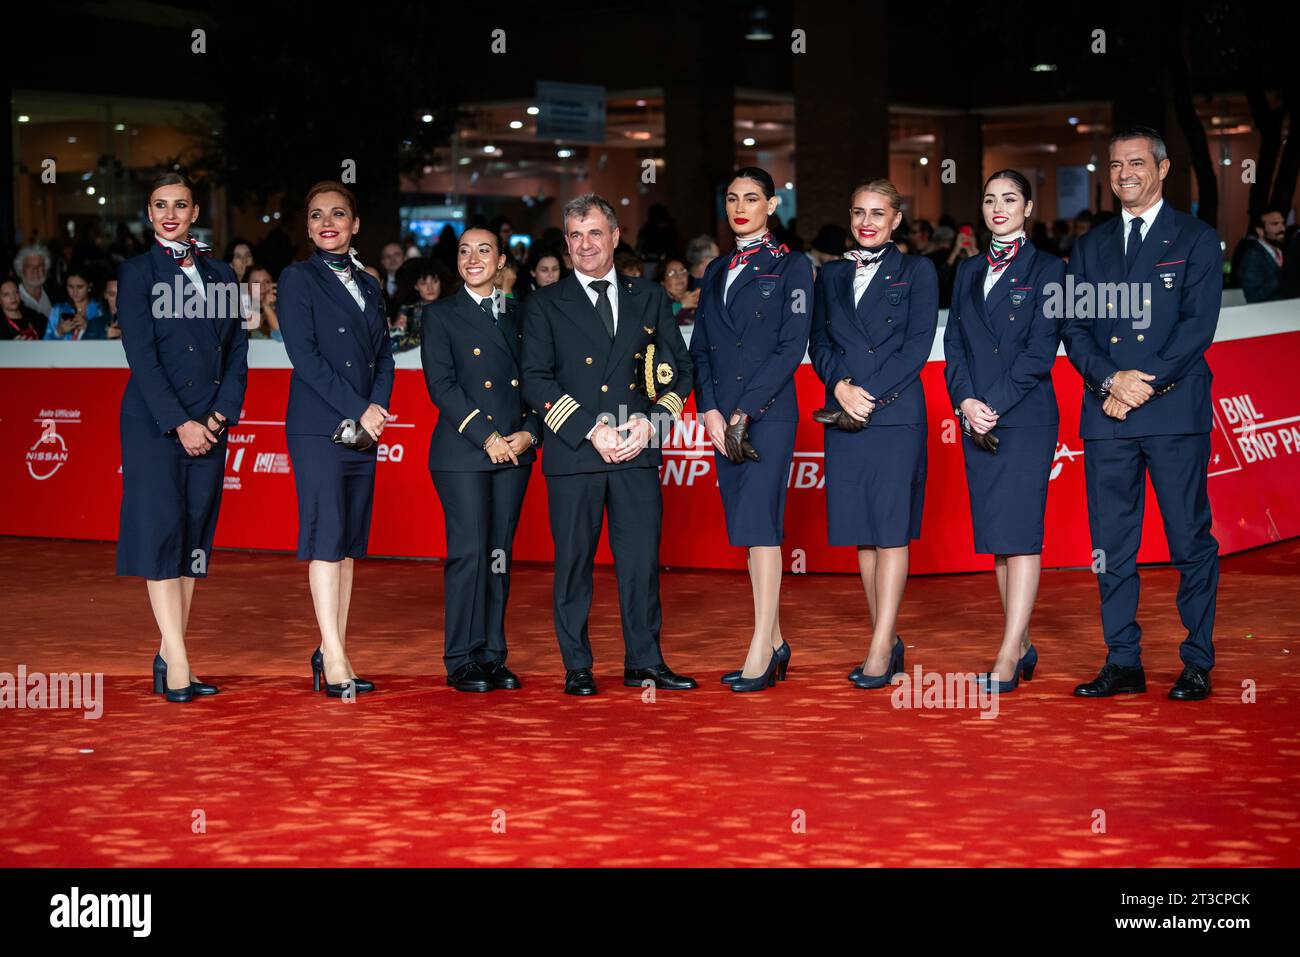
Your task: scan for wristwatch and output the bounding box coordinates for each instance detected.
[528,431,539,447]
[1100,373,1116,397]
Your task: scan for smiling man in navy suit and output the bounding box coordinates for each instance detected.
[521,193,696,696]
[1062,126,1222,701]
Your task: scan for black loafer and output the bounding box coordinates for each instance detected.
[624,663,698,690]
[1168,663,1211,701]
[447,661,491,693]
[564,668,598,696]
[481,659,521,690]
[1073,662,1147,697]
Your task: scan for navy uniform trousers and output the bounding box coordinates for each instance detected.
[1063,203,1222,671]
[1083,434,1218,670]
[422,289,539,673]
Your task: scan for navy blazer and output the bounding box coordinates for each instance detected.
[689,245,813,422]
[808,249,939,425]
[421,288,541,472]
[943,243,1063,428]
[278,255,395,437]
[521,272,694,476]
[1061,203,1222,439]
[117,244,248,433]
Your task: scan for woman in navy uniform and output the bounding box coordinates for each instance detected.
[808,178,939,689]
[422,228,540,693]
[689,167,813,692]
[944,170,1064,693]
[116,172,248,702]
[277,181,395,698]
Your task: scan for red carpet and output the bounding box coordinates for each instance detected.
[2,536,1298,867]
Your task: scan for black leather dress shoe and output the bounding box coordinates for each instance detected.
[1168,663,1211,701]
[447,661,492,693]
[624,663,698,690]
[564,668,598,696]
[481,660,521,690]
[1073,661,1147,697]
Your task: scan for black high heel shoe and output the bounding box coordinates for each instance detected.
[852,636,904,690]
[152,654,217,700]
[311,648,374,694]
[848,634,901,682]
[730,646,782,693]
[722,641,790,684]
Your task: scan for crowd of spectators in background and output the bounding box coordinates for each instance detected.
[5,196,1297,347]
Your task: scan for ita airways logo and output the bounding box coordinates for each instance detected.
[27,414,78,480]
[224,432,254,491]
[1050,441,1083,481]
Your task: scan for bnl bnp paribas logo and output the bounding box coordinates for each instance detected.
[27,412,79,480]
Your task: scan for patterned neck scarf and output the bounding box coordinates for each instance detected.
[728,230,789,270]
[844,242,894,268]
[315,245,366,276]
[986,233,1025,274]
[157,236,212,269]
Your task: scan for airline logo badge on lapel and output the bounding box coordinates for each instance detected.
[757,275,778,299]
[1160,272,1176,289]
[1009,287,1030,307]
[886,282,908,306]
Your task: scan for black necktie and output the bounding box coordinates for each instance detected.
[588,279,615,340]
[478,295,501,330]
[1125,216,1144,273]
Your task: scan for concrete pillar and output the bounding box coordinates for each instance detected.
[792,0,889,239]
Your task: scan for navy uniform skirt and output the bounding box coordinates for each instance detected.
[116,412,226,579]
[824,424,926,548]
[962,425,1056,555]
[714,417,797,547]
[287,435,377,561]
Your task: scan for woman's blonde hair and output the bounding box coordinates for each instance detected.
[850,178,902,211]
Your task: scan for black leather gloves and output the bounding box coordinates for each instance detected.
[723,411,760,464]
[332,418,375,452]
[204,411,229,438]
[812,407,868,432]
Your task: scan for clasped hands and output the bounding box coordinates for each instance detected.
[486,431,533,465]
[590,417,655,464]
[1102,370,1157,420]
[811,380,878,432]
[176,411,229,457]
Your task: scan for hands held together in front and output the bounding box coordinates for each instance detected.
[590,417,655,464]
[486,430,534,465]
[1102,370,1157,420]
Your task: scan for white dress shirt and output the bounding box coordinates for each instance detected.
[576,266,619,334]
[1121,198,1164,254]
[852,256,886,306]
[983,229,1026,299]
[464,286,501,318]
